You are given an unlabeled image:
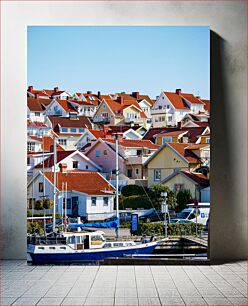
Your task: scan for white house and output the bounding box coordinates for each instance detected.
[27,121,51,137]
[27,97,52,123]
[44,99,78,117]
[27,170,115,221]
[33,150,102,174]
[151,89,207,128]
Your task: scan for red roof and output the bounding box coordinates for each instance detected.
[27,98,52,111]
[164,92,190,110]
[43,136,65,152]
[48,116,93,129]
[27,120,49,128]
[181,93,205,105]
[88,129,106,138]
[168,143,201,163]
[44,171,115,195]
[156,130,188,137]
[181,171,209,186]
[103,138,159,150]
[201,99,210,113]
[35,150,75,168]
[55,100,77,113]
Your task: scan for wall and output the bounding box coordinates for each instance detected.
[1,1,246,261]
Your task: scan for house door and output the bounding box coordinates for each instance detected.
[127,169,132,178]
[71,197,79,217]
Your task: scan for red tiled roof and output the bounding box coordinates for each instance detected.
[55,100,77,113]
[181,93,205,105]
[164,92,190,110]
[156,130,188,137]
[27,120,49,128]
[181,171,209,186]
[27,98,52,111]
[70,100,96,106]
[44,171,115,195]
[88,129,106,138]
[35,150,75,168]
[188,121,209,127]
[167,143,201,163]
[201,99,210,113]
[48,116,92,129]
[43,136,65,152]
[103,138,159,150]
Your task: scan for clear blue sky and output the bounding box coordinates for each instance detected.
[28,26,209,99]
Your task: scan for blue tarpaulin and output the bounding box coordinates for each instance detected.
[68,220,118,229]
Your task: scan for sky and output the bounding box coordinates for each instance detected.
[28,26,210,99]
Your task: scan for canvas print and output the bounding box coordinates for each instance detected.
[27,26,210,264]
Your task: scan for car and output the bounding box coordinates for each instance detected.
[139,210,165,223]
[170,218,193,224]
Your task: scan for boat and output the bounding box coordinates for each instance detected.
[27,230,157,264]
[27,133,158,264]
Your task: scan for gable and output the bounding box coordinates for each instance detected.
[94,100,114,117]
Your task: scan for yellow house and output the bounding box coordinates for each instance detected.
[144,142,204,187]
[154,130,189,145]
[161,170,209,201]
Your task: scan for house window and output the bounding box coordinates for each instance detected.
[91,197,97,206]
[61,128,68,133]
[27,157,31,165]
[27,142,35,152]
[168,116,173,122]
[174,184,184,191]
[85,165,88,170]
[96,150,101,157]
[166,105,170,109]
[101,112,108,118]
[162,137,172,144]
[127,169,132,178]
[35,112,40,116]
[135,168,139,175]
[79,128,85,133]
[67,199,72,210]
[39,182,44,193]
[73,161,78,169]
[103,150,108,155]
[69,113,77,118]
[206,138,210,144]
[71,128,77,133]
[58,139,67,146]
[103,197,108,206]
[154,169,161,181]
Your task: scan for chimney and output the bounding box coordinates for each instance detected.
[97,91,101,99]
[103,125,109,136]
[87,91,92,94]
[117,96,124,105]
[176,89,182,95]
[54,87,59,93]
[59,163,67,173]
[34,93,39,99]
[28,86,33,93]
[132,92,140,100]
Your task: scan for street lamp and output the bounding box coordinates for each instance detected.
[161,191,168,238]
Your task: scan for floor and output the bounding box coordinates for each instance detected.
[1,260,247,306]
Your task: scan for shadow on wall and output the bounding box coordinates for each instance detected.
[209,30,247,262]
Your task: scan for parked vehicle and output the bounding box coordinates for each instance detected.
[175,203,210,226]
[170,219,193,224]
[139,210,165,223]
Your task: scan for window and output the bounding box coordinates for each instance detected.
[27,142,35,152]
[69,113,77,118]
[73,161,78,169]
[168,115,173,122]
[166,105,170,109]
[206,137,210,144]
[101,112,108,118]
[35,112,40,116]
[103,150,107,155]
[61,128,68,133]
[154,169,161,181]
[67,199,71,210]
[58,139,67,146]
[79,128,85,133]
[127,169,132,178]
[174,184,184,191]
[27,157,31,165]
[85,165,88,170]
[39,182,44,193]
[162,137,172,144]
[91,197,97,206]
[71,128,77,133]
[95,150,101,157]
[135,169,139,175]
[103,197,108,206]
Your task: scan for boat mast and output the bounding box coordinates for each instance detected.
[115,133,119,238]
[52,134,57,232]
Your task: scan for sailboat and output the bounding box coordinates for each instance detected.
[27,133,158,264]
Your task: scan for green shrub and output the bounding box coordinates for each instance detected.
[119,195,152,210]
[27,221,44,235]
[139,222,204,236]
[176,189,193,212]
[121,185,145,197]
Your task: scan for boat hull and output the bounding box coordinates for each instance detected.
[28,243,156,264]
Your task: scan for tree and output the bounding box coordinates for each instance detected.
[43,199,53,210]
[148,184,177,211]
[121,185,144,197]
[34,200,43,211]
[176,189,193,212]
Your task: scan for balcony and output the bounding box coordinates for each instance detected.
[151,108,169,115]
[93,117,110,123]
[126,155,150,165]
[124,117,145,124]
